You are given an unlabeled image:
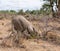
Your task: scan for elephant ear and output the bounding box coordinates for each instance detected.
[33,27,38,34]
[28,26,34,33]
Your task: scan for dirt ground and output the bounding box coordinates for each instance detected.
[0,18,60,51]
[0,39,60,51]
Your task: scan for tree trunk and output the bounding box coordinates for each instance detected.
[50,0,54,17]
[57,0,60,18]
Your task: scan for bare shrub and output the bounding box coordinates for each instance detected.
[39,16,54,40]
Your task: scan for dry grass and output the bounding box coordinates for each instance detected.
[0,15,60,51]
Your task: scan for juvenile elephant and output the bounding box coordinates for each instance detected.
[12,15,38,37]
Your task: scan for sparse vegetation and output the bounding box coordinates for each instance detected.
[0,0,60,51]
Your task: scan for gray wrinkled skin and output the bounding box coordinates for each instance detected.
[11,15,40,44]
[12,15,36,34]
